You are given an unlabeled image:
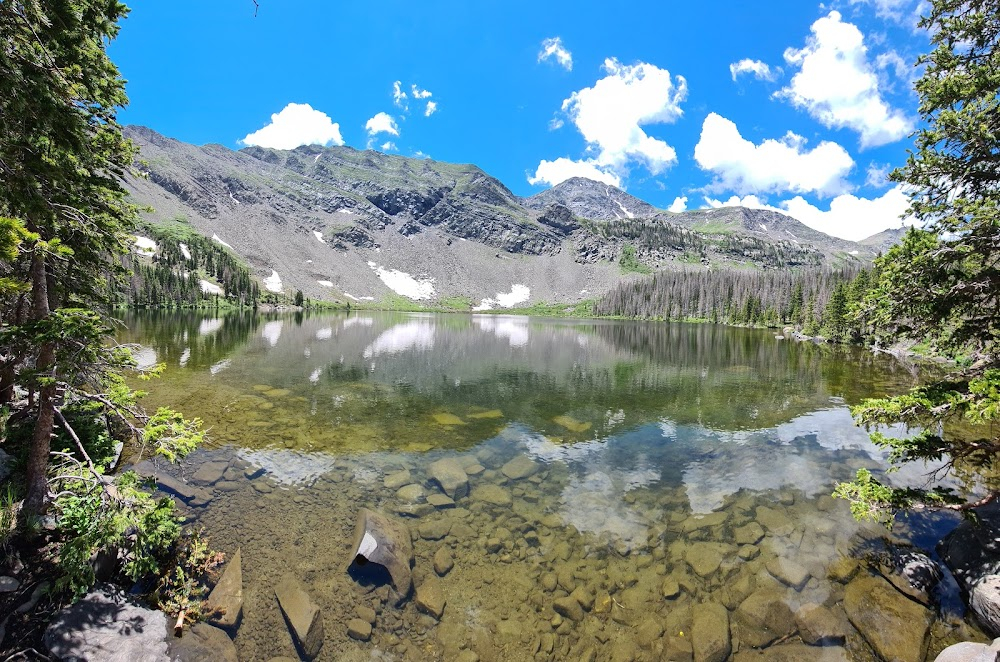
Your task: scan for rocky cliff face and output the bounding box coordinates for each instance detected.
[123,126,890,306]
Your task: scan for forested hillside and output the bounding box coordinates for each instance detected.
[123,225,260,308]
[595,267,873,341]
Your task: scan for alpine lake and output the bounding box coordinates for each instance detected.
[119,310,990,661]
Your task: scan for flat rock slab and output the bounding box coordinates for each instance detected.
[275,574,324,660]
[44,586,170,662]
[501,455,539,480]
[205,548,243,630]
[845,573,932,662]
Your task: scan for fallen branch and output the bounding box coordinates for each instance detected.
[174,609,186,636]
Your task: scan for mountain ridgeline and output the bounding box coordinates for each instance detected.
[122,126,902,309]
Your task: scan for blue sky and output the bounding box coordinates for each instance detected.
[111,0,930,240]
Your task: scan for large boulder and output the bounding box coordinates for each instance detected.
[347,508,414,603]
[274,575,324,660]
[844,573,932,662]
[44,586,170,662]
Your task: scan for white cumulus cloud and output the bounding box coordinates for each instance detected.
[241,103,344,150]
[781,187,913,240]
[529,158,620,188]
[703,186,912,241]
[530,58,687,187]
[424,101,438,117]
[730,59,779,81]
[411,85,433,99]
[392,81,408,109]
[668,196,688,212]
[777,11,914,147]
[694,112,854,197]
[365,112,399,136]
[538,37,573,70]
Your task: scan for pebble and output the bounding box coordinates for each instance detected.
[0,576,20,593]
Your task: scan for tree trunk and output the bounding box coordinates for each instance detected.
[23,250,56,515]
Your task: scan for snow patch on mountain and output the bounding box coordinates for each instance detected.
[263,270,283,293]
[211,234,233,249]
[134,236,156,256]
[473,284,530,311]
[199,280,223,295]
[367,261,435,300]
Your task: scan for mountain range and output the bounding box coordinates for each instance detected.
[123,126,901,308]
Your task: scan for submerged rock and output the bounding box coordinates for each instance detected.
[844,573,932,662]
[383,469,412,490]
[766,556,810,591]
[428,458,469,499]
[471,484,512,507]
[274,574,324,660]
[501,455,539,480]
[553,596,584,622]
[433,547,454,576]
[347,618,372,641]
[347,509,414,603]
[734,589,795,648]
[205,548,243,631]
[415,577,447,619]
[167,622,238,662]
[692,602,730,662]
[795,603,848,645]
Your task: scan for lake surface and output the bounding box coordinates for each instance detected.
[120,311,986,661]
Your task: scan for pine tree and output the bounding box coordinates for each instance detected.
[0,1,202,515]
[835,0,1000,524]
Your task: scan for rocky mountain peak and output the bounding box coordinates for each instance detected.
[524,177,658,221]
